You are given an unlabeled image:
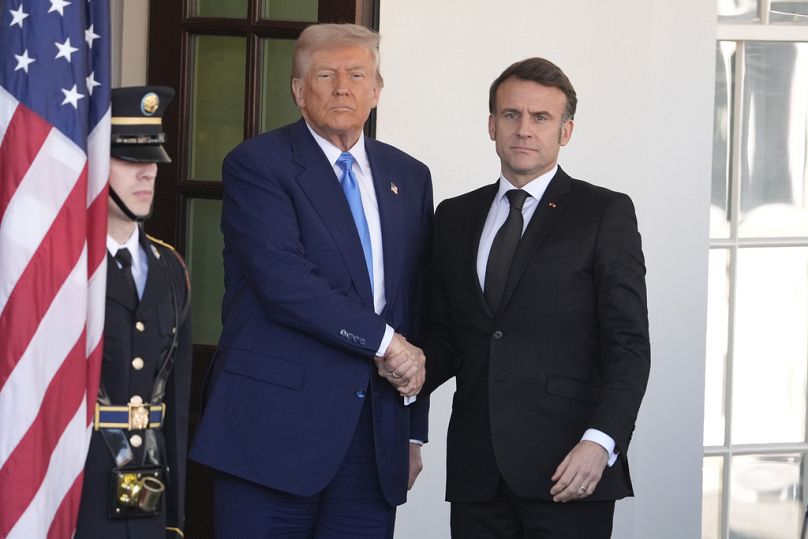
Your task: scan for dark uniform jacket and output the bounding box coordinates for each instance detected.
[75,229,191,538]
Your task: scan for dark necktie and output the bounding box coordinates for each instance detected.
[336,152,374,291]
[115,248,139,305]
[484,189,529,314]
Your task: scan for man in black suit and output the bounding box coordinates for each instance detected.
[378,57,650,538]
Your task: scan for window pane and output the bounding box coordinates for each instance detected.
[739,42,808,237]
[770,1,808,23]
[705,249,730,446]
[703,456,724,539]
[261,39,299,132]
[264,0,318,21]
[187,199,224,346]
[731,247,808,444]
[717,0,758,22]
[712,41,735,239]
[729,454,803,539]
[190,36,246,182]
[193,0,247,18]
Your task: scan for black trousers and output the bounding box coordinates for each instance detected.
[450,478,615,539]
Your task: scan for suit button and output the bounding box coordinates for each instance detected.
[340,329,348,337]
[355,389,367,398]
[352,336,360,343]
[129,434,143,448]
[359,338,366,345]
[135,321,145,332]
[132,357,144,370]
[493,330,503,340]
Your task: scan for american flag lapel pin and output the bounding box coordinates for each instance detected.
[548,202,557,208]
[390,182,399,195]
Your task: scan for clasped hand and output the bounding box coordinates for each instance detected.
[373,333,425,396]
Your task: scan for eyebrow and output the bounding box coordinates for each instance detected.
[500,107,555,118]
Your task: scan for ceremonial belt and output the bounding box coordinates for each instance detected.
[94,400,167,431]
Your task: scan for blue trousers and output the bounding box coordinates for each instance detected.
[213,401,395,538]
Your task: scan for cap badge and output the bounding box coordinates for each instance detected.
[140,92,160,116]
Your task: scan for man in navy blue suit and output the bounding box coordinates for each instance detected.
[190,23,433,538]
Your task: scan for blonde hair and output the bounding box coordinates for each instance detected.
[292,23,384,88]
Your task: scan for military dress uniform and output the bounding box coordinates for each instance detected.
[75,86,191,538]
[75,230,191,538]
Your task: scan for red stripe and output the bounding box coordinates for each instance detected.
[0,333,86,537]
[84,338,103,425]
[85,182,109,273]
[0,104,52,219]
[0,165,88,391]
[47,471,85,539]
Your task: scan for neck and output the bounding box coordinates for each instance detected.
[108,216,136,245]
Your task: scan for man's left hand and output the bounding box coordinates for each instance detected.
[549,440,608,502]
[408,442,423,490]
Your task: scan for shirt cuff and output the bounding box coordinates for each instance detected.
[582,428,619,467]
[408,439,424,446]
[404,395,416,406]
[375,325,395,357]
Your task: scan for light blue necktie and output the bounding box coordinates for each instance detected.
[336,152,373,291]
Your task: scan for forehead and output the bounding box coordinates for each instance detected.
[308,44,376,71]
[495,78,567,113]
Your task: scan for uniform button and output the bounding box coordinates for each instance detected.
[135,321,145,332]
[129,395,143,406]
[493,330,503,340]
[355,389,367,398]
[171,327,176,334]
[129,434,143,448]
[132,357,144,370]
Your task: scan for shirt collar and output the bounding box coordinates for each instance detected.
[305,122,370,176]
[496,164,558,204]
[107,225,143,271]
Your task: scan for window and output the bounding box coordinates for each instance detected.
[704,2,808,538]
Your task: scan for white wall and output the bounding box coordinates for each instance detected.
[377,2,716,538]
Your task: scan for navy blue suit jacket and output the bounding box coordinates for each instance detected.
[190,119,433,507]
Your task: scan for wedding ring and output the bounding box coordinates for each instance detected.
[579,485,586,492]
[391,371,402,379]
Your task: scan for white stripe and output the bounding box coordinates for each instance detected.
[0,128,85,315]
[86,107,110,205]
[0,248,88,470]
[0,86,19,146]
[85,257,106,356]
[6,400,88,539]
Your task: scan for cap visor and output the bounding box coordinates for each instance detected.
[111,144,171,164]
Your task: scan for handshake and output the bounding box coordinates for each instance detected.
[374,333,425,397]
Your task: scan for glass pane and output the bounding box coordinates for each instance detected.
[194,0,247,18]
[711,41,736,239]
[264,0,318,21]
[731,247,808,444]
[729,454,803,539]
[770,1,808,23]
[718,0,758,21]
[704,249,730,446]
[187,199,225,346]
[739,42,808,237]
[190,36,246,182]
[703,456,724,539]
[261,39,299,133]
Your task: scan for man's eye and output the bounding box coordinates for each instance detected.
[504,112,517,119]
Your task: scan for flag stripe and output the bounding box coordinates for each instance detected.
[0,248,89,471]
[6,400,90,539]
[0,99,53,219]
[0,126,85,317]
[0,168,88,390]
[0,85,17,147]
[0,334,86,537]
[47,471,85,539]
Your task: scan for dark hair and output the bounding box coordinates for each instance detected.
[488,58,577,121]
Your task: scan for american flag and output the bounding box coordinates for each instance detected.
[0,0,110,537]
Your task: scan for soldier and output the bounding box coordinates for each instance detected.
[75,86,192,539]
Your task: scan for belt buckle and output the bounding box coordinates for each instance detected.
[128,396,150,430]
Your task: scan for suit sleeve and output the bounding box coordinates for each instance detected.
[163,255,192,535]
[221,147,388,356]
[589,192,650,453]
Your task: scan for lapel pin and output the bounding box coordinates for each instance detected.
[548,202,557,208]
[390,182,399,195]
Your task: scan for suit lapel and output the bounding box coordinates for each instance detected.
[290,120,374,307]
[499,168,572,312]
[466,182,499,319]
[365,138,403,312]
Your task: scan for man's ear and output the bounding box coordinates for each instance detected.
[488,114,496,141]
[291,78,305,108]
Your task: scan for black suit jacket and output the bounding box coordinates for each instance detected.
[423,167,650,503]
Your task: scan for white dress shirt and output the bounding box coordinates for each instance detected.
[107,225,148,300]
[476,166,618,466]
